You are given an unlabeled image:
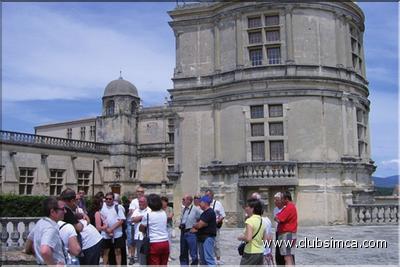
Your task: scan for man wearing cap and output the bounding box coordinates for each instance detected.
[191,195,217,266]
[205,189,225,265]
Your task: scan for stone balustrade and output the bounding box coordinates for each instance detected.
[0,217,39,248]
[348,204,399,225]
[0,130,108,154]
[238,161,298,186]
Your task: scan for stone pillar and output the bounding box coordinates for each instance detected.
[214,20,221,72]
[341,94,349,155]
[284,5,294,63]
[344,16,353,69]
[213,103,221,161]
[235,13,244,67]
[334,13,346,67]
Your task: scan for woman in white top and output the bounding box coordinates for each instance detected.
[57,220,81,264]
[140,194,170,266]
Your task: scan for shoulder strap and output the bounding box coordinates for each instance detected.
[114,204,119,214]
[146,213,150,239]
[59,222,68,230]
[251,218,263,240]
[212,200,216,210]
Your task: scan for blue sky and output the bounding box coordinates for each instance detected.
[2,2,398,177]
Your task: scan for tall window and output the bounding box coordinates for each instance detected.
[106,100,115,116]
[248,31,262,44]
[248,17,262,28]
[251,141,265,161]
[267,47,281,64]
[90,126,96,140]
[269,104,283,117]
[349,25,363,74]
[251,123,264,136]
[269,122,284,136]
[77,171,91,194]
[265,15,279,26]
[167,157,175,172]
[80,127,86,140]
[356,108,368,157]
[66,128,72,139]
[266,30,280,42]
[250,105,264,119]
[270,140,284,160]
[131,101,137,114]
[247,13,281,66]
[0,166,3,192]
[19,168,35,195]
[249,48,263,66]
[168,118,175,144]
[50,169,64,196]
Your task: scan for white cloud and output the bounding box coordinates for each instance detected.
[2,3,174,102]
[381,159,400,165]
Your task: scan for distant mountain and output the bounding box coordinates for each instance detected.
[373,175,399,188]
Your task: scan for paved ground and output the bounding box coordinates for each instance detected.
[165,225,399,265]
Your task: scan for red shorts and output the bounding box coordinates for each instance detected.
[147,240,170,266]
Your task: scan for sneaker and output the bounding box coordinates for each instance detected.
[217,260,224,265]
[128,257,135,265]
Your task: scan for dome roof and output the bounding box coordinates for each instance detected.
[103,77,139,98]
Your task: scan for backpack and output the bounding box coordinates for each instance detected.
[114,204,127,239]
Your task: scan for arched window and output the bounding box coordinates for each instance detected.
[131,101,137,114]
[106,100,115,116]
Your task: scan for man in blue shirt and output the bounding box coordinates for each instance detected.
[191,196,216,266]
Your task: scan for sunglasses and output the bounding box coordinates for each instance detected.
[137,191,144,193]
[55,207,66,212]
[105,198,113,201]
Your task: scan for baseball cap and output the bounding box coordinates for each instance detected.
[200,195,212,204]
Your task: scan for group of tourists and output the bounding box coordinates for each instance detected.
[237,191,297,266]
[24,186,297,266]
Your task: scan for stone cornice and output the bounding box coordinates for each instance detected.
[171,64,368,90]
[35,117,96,130]
[169,2,364,30]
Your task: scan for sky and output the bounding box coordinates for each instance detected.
[2,2,399,178]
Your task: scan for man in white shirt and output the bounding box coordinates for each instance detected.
[131,196,151,265]
[273,192,285,265]
[100,192,126,266]
[205,189,226,265]
[128,186,145,264]
[25,197,67,266]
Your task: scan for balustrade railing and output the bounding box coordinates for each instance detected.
[238,161,297,179]
[0,130,108,154]
[0,217,39,248]
[348,204,399,225]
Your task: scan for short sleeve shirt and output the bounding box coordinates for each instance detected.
[100,204,126,239]
[129,198,139,211]
[244,215,265,254]
[57,221,77,253]
[185,206,202,229]
[211,200,226,220]
[28,218,66,264]
[132,207,151,240]
[197,208,217,237]
[276,202,297,234]
[141,210,169,242]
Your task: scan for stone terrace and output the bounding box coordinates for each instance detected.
[168,225,399,265]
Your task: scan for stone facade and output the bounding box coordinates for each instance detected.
[1,2,375,226]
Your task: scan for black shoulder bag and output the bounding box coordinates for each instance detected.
[140,213,150,254]
[238,218,262,256]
